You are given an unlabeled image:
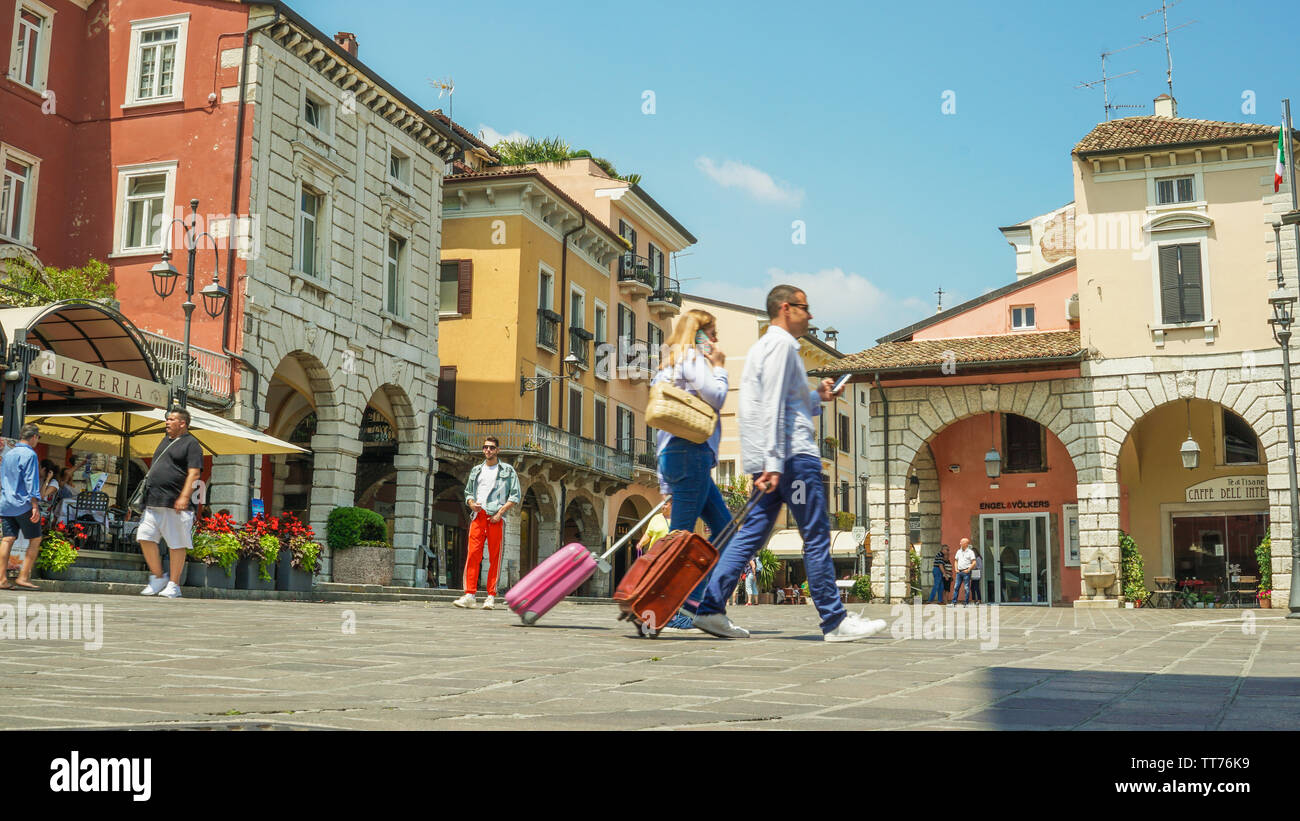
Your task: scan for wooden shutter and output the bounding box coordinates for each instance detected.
[615,407,625,451]
[594,399,606,444]
[438,366,457,414]
[1158,246,1182,324]
[456,259,473,316]
[1178,245,1204,322]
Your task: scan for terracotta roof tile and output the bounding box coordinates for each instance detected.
[1074,116,1282,155]
[819,330,1084,375]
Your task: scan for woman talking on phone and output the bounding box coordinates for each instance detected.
[651,309,731,631]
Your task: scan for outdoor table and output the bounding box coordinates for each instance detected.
[835,579,853,602]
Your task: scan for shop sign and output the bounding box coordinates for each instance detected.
[33,351,169,408]
[1184,476,1267,503]
[979,500,1050,511]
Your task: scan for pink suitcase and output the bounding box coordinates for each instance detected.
[506,501,665,625]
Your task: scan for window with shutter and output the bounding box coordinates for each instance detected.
[438,366,457,414]
[594,399,606,444]
[456,258,473,316]
[1158,244,1204,324]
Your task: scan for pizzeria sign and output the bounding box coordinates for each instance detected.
[32,350,169,408]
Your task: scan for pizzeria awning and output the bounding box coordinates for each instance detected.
[27,407,306,457]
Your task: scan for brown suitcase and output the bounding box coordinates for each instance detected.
[613,490,760,637]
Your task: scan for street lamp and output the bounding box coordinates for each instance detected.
[1179,399,1200,470]
[1270,213,1300,619]
[154,199,230,408]
[519,353,581,395]
[984,412,1002,479]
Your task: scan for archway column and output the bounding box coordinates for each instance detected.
[310,433,363,580]
[391,446,426,587]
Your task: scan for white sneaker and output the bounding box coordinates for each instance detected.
[692,612,750,639]
[139,574,169,596]
[481,595,495,610]
[158,581,182,599]
[452,593,476,609]
[824,613,888,643]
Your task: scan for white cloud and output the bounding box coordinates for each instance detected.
[691,267,922,352]
[694,157,804,206]
[478,124,529,147]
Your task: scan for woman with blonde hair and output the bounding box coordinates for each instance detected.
[651,309,732,631]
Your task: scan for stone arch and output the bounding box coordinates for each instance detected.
[430,470,468,588]
[355,383,424,586]
[519,481,559,576]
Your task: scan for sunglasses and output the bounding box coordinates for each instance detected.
[482,445,498,451]
[785,302,810,311]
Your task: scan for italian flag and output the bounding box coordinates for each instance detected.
[1277,125,1287,193]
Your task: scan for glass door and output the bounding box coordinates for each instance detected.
[980,514,1052,605]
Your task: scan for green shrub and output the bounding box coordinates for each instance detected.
[1119,530,1147,605]
[327,507,388,551]
[37,533,79,573]
[756,548,778,589]
[851,575,874,602]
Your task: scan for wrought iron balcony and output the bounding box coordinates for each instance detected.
[630,437,658,472]
[537,308,560,350]
[139,329,233,405]
[569,326,593,369]
[434,411,633,481]
[820,439,836,460]
[617,254,655,294]
[648,275,682,318]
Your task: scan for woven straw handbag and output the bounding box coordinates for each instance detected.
[645,382,716,444]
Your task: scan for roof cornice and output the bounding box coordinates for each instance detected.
[248,2,475,160]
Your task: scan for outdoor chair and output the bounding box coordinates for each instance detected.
[1227,575,1258,607]
[68,491,110,550]
[1150,577,1177,608]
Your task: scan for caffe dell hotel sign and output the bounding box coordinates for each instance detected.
[1185,476,1268,503]
[33,350,169,408]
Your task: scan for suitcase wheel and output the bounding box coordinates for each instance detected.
[637,622,659,639]
[521,611,539,626]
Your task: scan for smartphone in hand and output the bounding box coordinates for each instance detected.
[832,373,851,394]
[695,329,713,357]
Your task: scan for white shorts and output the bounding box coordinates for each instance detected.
[138,507,194,550]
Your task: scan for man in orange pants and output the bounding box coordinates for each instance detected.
[453,436,520,610]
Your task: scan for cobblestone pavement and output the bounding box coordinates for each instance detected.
[1,593,1296,730]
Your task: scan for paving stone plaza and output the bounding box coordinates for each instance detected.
[2,594,1297,731]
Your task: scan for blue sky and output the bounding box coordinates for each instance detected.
[306,0,1291,353]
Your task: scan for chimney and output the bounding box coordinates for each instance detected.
[334,32,358,57]
[823,326,839,349]
[1153,94,1177,118]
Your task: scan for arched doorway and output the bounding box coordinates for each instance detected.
[263,351,333,526]
[612,496,651,586]
[562,492,603,596]
[431,471,467,588]
[1119,399,1269,602]
[520,487,542,575]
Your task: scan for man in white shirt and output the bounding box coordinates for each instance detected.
[691,285,887,643]
[453,436,520,610]
[952,537,976,605]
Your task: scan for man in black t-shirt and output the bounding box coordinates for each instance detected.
[138,408,204,599]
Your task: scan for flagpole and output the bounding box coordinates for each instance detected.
[1282,100,1300,619]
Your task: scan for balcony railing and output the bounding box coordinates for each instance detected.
[820,439,836,460]
[617,254,655,289]
[435,411,633,481]
[569,326,592,368]
[630,437,657,471]
[649,275,682,307]
[537,308,560,350]
[139,330,233,404]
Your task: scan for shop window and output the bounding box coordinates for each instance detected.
[1002,413,1046,473]
[1223,409,1260,464]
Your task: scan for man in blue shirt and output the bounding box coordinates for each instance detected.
[692,286,888,642]
[0,424,45,590]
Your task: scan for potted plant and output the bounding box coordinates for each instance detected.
[328,506,394,586]
[273,512,321,592]
[187,511,239,588]
[36,521,83,580]
[1255,531,1272,608]
[235,514,278,590]
[1119,531,1148,608]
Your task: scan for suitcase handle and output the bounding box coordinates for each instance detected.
[598,499,668,561]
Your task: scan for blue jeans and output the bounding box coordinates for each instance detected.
[952,571,971,603]
[658,439,733,627]
[927,567,945,603]
[697,454,847,634]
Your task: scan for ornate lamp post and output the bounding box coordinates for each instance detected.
[1273,211,1300,618]
[151,199,230,409]
[519,353,581,395]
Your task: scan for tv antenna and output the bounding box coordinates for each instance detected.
[1140,0,1197,99]
[428,76,455,121]
[935,287,945,312]
[1076,43,1145,120]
